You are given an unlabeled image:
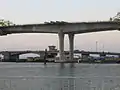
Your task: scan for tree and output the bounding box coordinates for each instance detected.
[109,17,112,21]
[0,19,15,26]
[110,12,120,21]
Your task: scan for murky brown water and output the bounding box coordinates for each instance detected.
[0,63,120,90]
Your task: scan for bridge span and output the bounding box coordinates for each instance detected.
[0,21,120,61]
[1,50,120,62]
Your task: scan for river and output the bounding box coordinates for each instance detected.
[0,63,120,90]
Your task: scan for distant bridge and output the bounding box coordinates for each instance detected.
[0,50,120,62]
[1,50,120,55]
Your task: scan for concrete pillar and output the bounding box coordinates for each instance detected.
[40,52,45,60]
[10,55,19,62]
[3,52,11,62]
[100,53,106,57]
[118,55,120,58]
[58,30,64,60]
[68,33,74,60]
[81,53,90,60]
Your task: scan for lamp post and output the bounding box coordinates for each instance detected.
[102,44,104,52]
[96,41,98,52]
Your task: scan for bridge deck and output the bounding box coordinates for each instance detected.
[0,51,120,56]
[0,21,120,35]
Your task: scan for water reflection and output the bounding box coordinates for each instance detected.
[0,63,120,90]
[57,63,76,90]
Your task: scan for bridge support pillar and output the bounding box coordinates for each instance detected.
[58,30,64,60]
[68,33,74,60]
[3,52,11,62]
[118,55,120,58]
[40,52,45,59]
[100,53,106,57]
[81,53,90,60]
[2,52,19,62]
[10,55,19,62]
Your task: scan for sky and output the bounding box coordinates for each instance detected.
[0,0,120,54]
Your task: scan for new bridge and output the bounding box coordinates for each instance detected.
[0,21,120,61]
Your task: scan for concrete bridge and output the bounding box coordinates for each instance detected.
[0,51,45,61]
[0,21,120,61]
[1,50,120,61]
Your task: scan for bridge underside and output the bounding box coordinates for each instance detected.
[0,21,120,34]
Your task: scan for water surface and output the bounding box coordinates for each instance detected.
[0,63,120,90]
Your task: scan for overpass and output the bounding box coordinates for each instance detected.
[0,21,120,61]
[1,50,120,61]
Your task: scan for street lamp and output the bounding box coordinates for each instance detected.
[102,44,104,52]
[96,41,98,52]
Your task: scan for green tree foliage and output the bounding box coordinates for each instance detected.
[0,19,15,26]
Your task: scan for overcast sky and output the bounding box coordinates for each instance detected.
[0,0,120,53]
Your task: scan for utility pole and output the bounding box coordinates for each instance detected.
[44,49,47,65]
[102,44,104,52]
[96,41,98,52]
